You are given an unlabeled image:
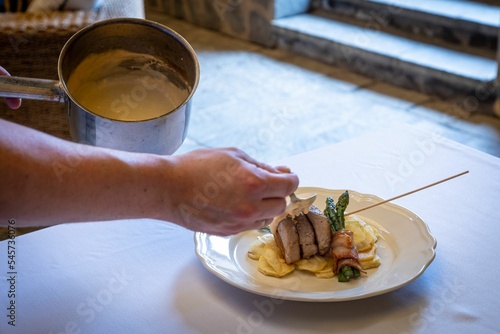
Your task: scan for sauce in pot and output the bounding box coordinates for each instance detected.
[67,49,190,121]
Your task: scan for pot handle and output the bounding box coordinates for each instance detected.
[0,76,66,103]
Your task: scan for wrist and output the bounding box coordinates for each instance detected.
[139,154,178,222]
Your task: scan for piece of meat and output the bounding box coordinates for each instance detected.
[330,229,366,274]
[294,213,318,259]
[306,205,332,255]
[273,217,301,264]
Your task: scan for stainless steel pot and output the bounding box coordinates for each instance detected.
[0,18,199,155]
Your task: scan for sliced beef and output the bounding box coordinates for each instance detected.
[273,217,301,264]
[306,205,332,255]
[294,213,318,259]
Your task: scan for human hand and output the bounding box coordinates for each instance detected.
[163,147,299,236]
[0,66,21,109]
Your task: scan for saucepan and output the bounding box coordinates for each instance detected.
[0,18,199,155]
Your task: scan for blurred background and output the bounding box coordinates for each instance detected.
[1,0,499,163]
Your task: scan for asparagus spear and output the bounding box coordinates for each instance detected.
[324,191,360,282]
[338,266,360,282]
[324,196,342,232]
[335,191,349,229]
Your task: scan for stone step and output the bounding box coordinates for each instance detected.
[314,0,500,51]
[471,0,500,4]
[272,13,498,115]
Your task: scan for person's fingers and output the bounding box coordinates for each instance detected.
[253,197,289,221]
[229,148,299,196]
[228,147,295,176]
[253,162,294,175]
[275,165,292,173]
[0,66,9,75]
[260,171,299,199]
[230,148,285,174]
[5,97,21,110]
[254,217,273,229]
[0,66,22,110]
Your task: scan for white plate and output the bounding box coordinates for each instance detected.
[194,187,437,302]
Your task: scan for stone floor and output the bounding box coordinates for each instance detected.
[147,12,500,162]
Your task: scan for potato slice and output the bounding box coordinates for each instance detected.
[295,255,327,273]
[248,239,266,260]
[248,234,278,260]
[314,269,335,279]
[346,219,376,252]
[365,224,380,240]
[358,244,377,262]
[258,247,295,277]
[359,255,381,270]
[313,257,335,279]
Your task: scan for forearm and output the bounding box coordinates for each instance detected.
[0,119,172,227]
[0,119,300,235]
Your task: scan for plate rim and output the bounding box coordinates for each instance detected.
[194,187,437,302]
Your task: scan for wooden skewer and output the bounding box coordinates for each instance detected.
[345,170,469,216]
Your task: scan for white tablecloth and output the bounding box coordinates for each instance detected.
[1,124,499,333]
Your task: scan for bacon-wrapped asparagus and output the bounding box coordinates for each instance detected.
[331,229,365,281]
[324,191,365,282]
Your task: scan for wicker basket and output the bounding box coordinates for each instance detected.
[0,0,145,140]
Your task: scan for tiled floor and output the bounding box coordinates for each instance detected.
[147,12,500,162]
